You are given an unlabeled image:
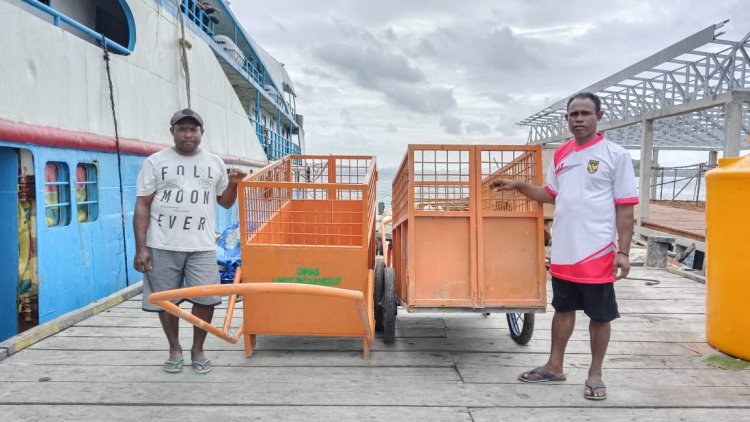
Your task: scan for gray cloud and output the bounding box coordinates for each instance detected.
[301,67,339,81]
[314,38,424,87]
[411,25,545,73]
[484,92,517,106]
[414,38,436,57]
[380,84,456,114]
[230,0,750,168]
[311,22,457,114]
[340,109,358,129]
[465,121,492,135]
[383,27,397,42]
[440,115,463,135]
[494,121,523,138]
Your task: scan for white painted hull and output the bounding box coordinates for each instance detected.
[1,0,269,164]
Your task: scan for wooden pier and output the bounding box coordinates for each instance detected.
[0,267,748,421]
[641,202,706,242]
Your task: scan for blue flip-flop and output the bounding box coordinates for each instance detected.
[191,359,213,375]
[163,358,184,374]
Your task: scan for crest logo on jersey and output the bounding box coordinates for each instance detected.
[587,160,599,174]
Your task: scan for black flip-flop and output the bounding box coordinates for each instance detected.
[584,379,607,400]
[518,367,567,383]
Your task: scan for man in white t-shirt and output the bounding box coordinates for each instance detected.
[133,108,246,375]
[491,92,637,400]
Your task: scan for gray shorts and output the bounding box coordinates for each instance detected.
[142,247,221,312]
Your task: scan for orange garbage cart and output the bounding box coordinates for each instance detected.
[376,145,546,344]
[149,155,378,359]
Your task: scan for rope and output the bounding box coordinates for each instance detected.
[102,42,131,287]
[176,0,192,107]
[624,276,660,286]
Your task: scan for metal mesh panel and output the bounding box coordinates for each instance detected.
[480,149,539,212]
[239,155,376,247]
[335,158,371,184]
[290,157,330,200]
[411,148,471,212]
[392,157,409,224]
[393,145,541,219]
[240,160,291,242]
[334,158,370,201]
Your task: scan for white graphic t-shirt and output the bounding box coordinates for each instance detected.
[544,133,638,284]
[136,147,228,251]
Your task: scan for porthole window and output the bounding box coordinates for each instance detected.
[75,163,99,222]
[44,162,71,227]
[22,0,136,55]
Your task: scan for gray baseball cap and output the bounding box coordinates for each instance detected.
[170,108,203,127]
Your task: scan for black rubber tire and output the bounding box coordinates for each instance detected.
[374,258,385,332]
[382,267,397,344]
[506,312,535,345]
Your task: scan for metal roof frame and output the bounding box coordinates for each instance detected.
[519,21,750,151]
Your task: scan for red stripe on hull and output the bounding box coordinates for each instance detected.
[0,118,267,167]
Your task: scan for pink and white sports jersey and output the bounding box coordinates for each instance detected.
[544,133,638,284]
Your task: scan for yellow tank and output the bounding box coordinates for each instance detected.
[705,154,750,360]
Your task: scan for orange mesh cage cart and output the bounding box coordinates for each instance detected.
[377,145,546,344]
[150,155,377,359]
[238,155,377,357]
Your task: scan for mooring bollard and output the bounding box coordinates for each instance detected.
[646,235,675,268]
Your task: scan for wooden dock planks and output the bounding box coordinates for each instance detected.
[641,203,706,241]
[0,267,748,421]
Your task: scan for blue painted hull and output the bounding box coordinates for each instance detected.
[0,140,239,340]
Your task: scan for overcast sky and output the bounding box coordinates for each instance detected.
[230,0,750,168]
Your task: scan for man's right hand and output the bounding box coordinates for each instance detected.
[134,248,152,273]
[490,179,519,191]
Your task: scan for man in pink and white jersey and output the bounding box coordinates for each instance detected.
[491,92,637,400]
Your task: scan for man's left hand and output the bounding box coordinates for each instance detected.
[228,168,247,184]
[614,253,630,279]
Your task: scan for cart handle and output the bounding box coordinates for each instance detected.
[149,282,373,346]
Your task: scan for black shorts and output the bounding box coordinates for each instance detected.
[551,276,620,322]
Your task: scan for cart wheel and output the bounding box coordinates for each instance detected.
[374,257,385,332]
[506,312,534,345]
[382,267,397,344]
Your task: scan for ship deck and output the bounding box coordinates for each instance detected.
[1,267,748,421]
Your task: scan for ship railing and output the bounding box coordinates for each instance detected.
[264,129,301,161]
[208,37,271,102]
[211,43,294,120]
[172,0,297,127]
[649,162,714,203]
[21,0,132,55]
[180,0,215,37]
[248,118,301,161]
[253,121,265,145]
[266,129,302,161]
[241,59,264,86]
